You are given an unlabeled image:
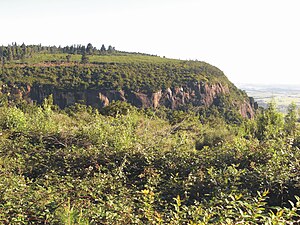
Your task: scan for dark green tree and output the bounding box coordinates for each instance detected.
[86,43,93,55]
[256,100,284,140]
[80,46,86,55]
[7,46,13,61]
[81,53,89,64]
[107,45,115,53]
[21,43,26,60]
[100,44,106,52]
[284,102,298,136]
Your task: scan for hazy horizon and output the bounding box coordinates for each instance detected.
[236,82,300,87]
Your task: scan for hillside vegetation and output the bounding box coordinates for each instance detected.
[1,43,300,224]
[1,60,228,92]
[0,98,300,224]
[0,43,239,92]
[1,43,252,124]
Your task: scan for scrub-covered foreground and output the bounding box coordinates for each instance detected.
[0,97,300,224]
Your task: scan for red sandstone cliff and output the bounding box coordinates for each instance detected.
[0,82,256,118]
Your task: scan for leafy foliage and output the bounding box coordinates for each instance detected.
[0,43,299,224]
[0,99,300,224]
[1,60,232,93]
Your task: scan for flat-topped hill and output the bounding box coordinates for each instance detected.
[0,43,256,119]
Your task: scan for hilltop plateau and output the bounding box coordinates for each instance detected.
[0,43,256,121]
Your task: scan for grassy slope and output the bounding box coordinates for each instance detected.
[9,53,181,64]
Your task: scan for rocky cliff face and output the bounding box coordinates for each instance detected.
[0,82,256,118]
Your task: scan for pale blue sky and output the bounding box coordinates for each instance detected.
[1,0,300,85]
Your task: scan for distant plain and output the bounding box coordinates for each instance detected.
[238,84,300,112]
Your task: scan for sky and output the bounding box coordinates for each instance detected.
[1,0,300,86]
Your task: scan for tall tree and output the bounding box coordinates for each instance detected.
[256,100,284,140]
[100,44,106,52]
[80,46,86,55]
[107,45,115,53]
[284,102,298,136]
[7,46,13,61]
[81,53,89,64]
[86,43,93,55]
[0,46,4,57]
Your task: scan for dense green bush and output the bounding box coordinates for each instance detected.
[0,99,300,224]
[0,61,232,94]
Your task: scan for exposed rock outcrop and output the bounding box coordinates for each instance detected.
[239,99,256,119]
[0,81,256,119]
